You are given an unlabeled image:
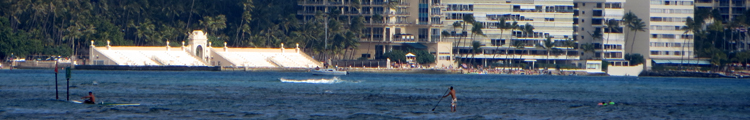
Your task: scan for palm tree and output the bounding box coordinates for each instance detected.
[452,21,461,65]
[504,21,519,69]
[581,43,596,61]
[541,36,555,70]
[587,28,603,59]
[470,23,485,66]
[459,14,475,64]
[512,40,526,70]
[628,18,646,55]
[492,17,507,60]
[471,41,482,67]
[680,17,695,69]
[605,19,620,57]
[622,11,636,44]
[562,38,576,63]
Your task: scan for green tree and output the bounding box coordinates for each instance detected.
[471,40,482,67]
[512,39,525,70]
[680,17,695,69]
[624,54,644,65]
[588,28,603,59]
[505,21,519,69]
[382,50,406,63]
[541,36,555,69]
[628,18,646,55]
[470,23,485,66]
[562,38,576,62]
[492,17,507,61]
[458,14,475,64]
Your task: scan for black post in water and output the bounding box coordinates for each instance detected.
[55,62,59,100]
[66,67,71,101]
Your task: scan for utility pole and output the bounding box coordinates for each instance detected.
[66,67,71,101]
[55,62,59,100]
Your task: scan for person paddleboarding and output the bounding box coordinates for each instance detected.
[442,86,457,112]
[81,91,96,104]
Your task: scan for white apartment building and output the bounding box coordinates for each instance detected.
[625,0,697,69]
[297,0,455,67]
[441,0,578,68]
[574,0,627,62]
[297,0,698,70]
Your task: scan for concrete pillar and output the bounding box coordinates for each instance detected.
[90,40,95,64]
[106,40,111,50]
[166,41,170,51]
[387,58,391,69]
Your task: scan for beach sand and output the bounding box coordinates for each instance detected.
[1,70,749,119]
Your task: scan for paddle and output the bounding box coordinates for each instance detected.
[431,88,451,111]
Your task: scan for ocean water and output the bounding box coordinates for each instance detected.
[1,69,749,119]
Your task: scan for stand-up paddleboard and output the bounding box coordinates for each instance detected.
[70,100,140,106]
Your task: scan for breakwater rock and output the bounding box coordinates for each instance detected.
[639,71,731,78]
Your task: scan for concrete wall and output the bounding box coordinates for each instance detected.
[89,47,120,65]
[607,64,643,76]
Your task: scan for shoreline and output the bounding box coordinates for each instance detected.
[4,65,748,79]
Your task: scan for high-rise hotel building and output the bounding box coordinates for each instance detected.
[433,0,579,67]
[574,0,627,62]
[624,0,695,69]
[695,0,748,21]
[297,0,696,70]
[297,0,455,67]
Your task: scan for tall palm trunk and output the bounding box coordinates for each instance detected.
[629,31,638,54]
[505,28,515,70]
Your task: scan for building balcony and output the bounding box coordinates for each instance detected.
[396,11,410,15]
[431,12,443,16]
[297,1,324,5]
[297,11,316,15]
[366,21,414,26]
[398,2,410,6]
[393,38,417,42]
[329,2,343,5]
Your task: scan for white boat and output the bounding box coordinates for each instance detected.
[280,77,340,84]
[311,69,348,75]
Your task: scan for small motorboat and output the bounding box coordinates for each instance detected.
[311,69,348,75]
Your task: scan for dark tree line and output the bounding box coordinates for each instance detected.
[0,0,362,61]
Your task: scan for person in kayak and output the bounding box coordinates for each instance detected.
[81,91,96,104]
[442,86,457,112]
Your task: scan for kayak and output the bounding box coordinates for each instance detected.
[71,100,140,106]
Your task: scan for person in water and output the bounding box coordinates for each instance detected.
[81,91,96,104]
[442,86,457,112]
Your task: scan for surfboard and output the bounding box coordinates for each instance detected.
[70,100,139,106]
[101,103,140,106]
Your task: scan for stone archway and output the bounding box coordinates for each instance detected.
[196,45,204,60]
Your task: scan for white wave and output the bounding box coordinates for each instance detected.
[280,77,360,84]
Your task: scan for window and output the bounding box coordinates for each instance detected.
[592,18,603,25]
[593,10,603,16]
[651,51,659,55]
[361,54,371,58]
[419,28,428,39]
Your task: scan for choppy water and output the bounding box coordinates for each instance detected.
[1,69,749,119]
